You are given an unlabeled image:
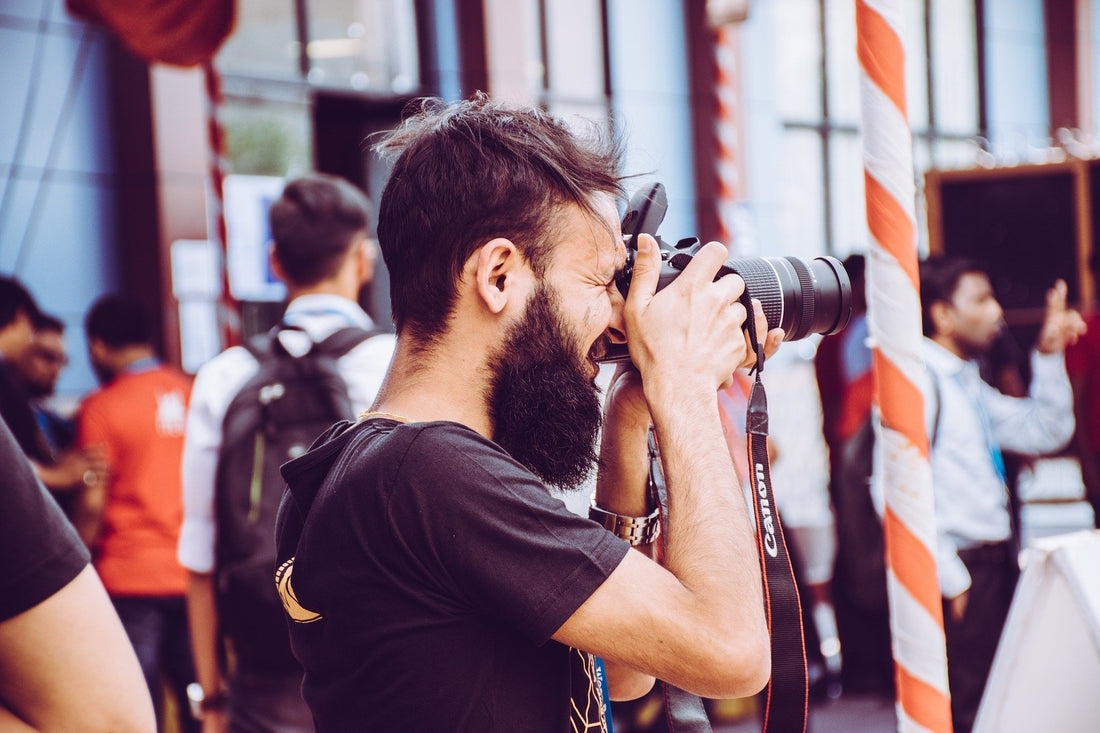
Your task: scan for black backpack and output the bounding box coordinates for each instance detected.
[213,324,382,672]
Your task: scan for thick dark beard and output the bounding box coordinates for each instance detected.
[487,285,602,492]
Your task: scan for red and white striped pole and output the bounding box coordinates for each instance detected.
[855,2,952,731]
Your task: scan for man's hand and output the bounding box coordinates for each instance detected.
[34,445,108,491]
[201,709,228,733]
[624,234,782,398]
[1036,279,1087,354]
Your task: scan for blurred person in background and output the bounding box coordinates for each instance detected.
[15,312,81,515]
[0,412,155,732]
[0,275,106,501]
[762,346,842,700]
[179,173,394,733]
[0,275,48,463]
[1068,250,1100,527]
[917,255,1085,733]
[20,312,77,453]
[74,294,198,733]
[813,253,893,697]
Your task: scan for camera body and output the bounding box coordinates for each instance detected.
[597,183,853,363]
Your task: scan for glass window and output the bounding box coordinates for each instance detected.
[825,0,859,126]
[901,0,928,131]
[778,128,826,258]
[774,0,823,122]
[544,0,604,102]
[763,0,980,256]
[220,99,313,178]
[828,131,868,257]
[305,0,420,93]
[215,0,300,80]
[932,137,980,171]
[930,0,978,135]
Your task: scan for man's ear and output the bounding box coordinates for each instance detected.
[88,337,109,365]
[268,242,286,283]
[929,300,953,336]
[472,238,525,314]
[355,237,375,285]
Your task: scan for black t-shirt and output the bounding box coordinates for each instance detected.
[276,418,629,732]
[0,415,89,622]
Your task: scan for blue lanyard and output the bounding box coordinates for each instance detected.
[594,657,614,733]
[955,371,1007,484]
[122,356,160,374]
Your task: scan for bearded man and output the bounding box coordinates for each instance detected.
[274,95,782,732]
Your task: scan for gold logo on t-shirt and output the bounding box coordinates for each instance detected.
[275,557,322,623]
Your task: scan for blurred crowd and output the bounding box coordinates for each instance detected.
[0,181,1096,733]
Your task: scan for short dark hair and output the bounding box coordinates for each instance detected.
[919,255,987,337]
[85,295,152,348]
[842,253,866,283]
[34,312,65,334]
[374,94,625,341]
[269,174,372,288]
[0,275,39,331]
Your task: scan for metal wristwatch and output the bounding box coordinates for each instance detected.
[588,499,661,546]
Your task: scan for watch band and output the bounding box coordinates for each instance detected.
[588,499,661,546]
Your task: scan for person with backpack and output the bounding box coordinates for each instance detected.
[178,174,395,733]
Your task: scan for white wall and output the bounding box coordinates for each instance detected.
[0,1,123,398]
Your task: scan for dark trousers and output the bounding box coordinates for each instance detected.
[942,541,1018,733]
[112,595,200,733]
[227,667,314,733]
[1086,454,1100,529]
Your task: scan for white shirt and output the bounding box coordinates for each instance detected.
[177,295,396,573]
[921,338,1074,597]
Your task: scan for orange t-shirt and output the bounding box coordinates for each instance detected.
[78,363,193,596]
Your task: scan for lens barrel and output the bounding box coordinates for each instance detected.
[723,256,852,341]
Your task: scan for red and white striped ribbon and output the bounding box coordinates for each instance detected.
[714,22,746,246]
[855,2,952,731]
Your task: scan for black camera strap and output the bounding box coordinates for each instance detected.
[650,292,808,733]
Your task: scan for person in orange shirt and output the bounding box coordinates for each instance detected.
[75,294,199,733]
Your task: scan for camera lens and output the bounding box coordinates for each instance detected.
[723,256,852,341]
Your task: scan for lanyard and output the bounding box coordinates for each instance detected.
[954,370,1007,485]
[648,289,808,733]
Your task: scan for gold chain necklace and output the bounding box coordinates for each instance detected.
[358,410,411,423]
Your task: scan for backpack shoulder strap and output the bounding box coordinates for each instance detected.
[242,329,277,361]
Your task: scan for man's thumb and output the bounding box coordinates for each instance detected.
[628,233,661,301]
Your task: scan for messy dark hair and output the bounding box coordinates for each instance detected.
[373,93,625,342]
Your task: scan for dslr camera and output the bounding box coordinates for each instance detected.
[598,183,852,363]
